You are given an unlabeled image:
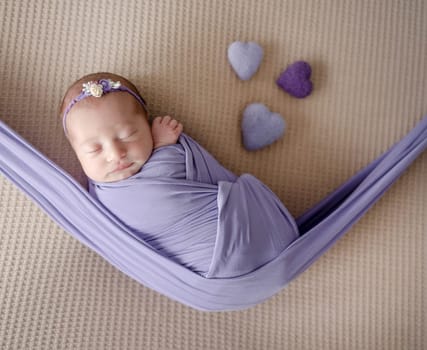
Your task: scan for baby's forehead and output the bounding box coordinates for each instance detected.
[67,95,138,133]
[69,116,138,146]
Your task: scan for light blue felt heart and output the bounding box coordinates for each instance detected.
[227,41,264,80]
[241,103,286,151]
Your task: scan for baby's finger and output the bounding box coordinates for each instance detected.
[175,123,184,133]
[152,116,162,124]
[161,115,172,124]
[169,119,178,128]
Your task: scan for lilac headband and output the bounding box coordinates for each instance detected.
[62,78,148,135]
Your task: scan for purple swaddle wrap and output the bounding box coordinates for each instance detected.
[1,115,426,311]
[88,137,298,278]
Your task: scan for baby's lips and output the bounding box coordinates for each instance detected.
[114,162,133,172]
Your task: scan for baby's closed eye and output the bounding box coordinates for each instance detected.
[80,129,140,156]
[85,145,102,154]
[119,130,138,141]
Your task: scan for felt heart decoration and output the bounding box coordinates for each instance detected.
[241,103,286,151]
[228,41,264,80]
[276,61,313,98]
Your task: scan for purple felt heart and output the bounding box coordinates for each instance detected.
[241,103,286,151]
[276,61,313,98]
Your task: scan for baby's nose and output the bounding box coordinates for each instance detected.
[106,142,127,162]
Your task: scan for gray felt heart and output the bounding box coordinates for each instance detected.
[228,41,264,80]
[241,103,286,151]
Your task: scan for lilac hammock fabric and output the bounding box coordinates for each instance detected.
[0,115,426,311]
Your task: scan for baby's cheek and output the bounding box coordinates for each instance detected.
[79,156,103,179]
[133,140,152,159]
[135,149,150,164]
[81,160,95,175]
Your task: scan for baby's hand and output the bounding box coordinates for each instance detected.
[151,116,184,149]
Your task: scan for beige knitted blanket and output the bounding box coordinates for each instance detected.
[1,0,425,348]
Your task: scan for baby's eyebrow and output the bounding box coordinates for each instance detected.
[79,138,98,147]
[78,122,137,147]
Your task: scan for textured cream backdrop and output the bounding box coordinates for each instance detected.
[0,0,426,349]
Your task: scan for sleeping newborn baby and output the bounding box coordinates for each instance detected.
[60,72,183,183]
[59,72,299,277]
[1,71,423,310]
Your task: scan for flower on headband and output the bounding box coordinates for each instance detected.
[82,81,103,97]
[82,79,122,98]
[108,80,121,89]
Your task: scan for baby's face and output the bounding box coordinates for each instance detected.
[66,92,153,182]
